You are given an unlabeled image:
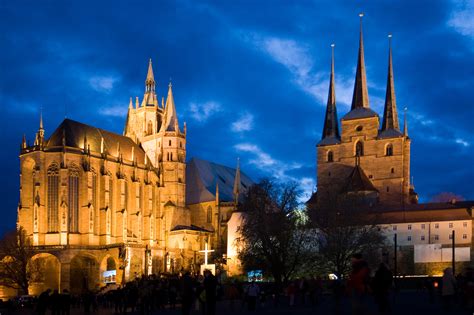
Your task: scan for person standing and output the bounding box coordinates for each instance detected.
[181,272,194,315]
[441,267,457,311]
[203,270,217,315]
[373,263,393,314]
[246,281,260,311]
[60,289,71,315]
[347,253,370,315]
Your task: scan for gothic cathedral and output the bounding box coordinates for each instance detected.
[16,60,251,295]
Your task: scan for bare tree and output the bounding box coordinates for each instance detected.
[0,228,41,295]
[430,192,465,203]
[309,195,386,278]
[237,179,317,284]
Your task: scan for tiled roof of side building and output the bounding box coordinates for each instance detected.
[186,157,254,205]
[365,201,474,225]
[368,208,472,225]
[45,119,147,163]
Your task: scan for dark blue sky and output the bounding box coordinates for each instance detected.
[1,0,473,234]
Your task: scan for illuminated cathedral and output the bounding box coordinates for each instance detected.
[15,60,252,295]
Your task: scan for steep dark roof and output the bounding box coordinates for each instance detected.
[186,158,254,205]
[319,45,340,146]
[381,38,400,133]
[46,119,146,163]
[378,129,404,139]
[342,165,378,193]
[342,107,379,120]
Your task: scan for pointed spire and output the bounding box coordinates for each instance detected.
[351,13,370,110]
[36,108,45,146]
[233,158,241,204]
[381,34,400,131]
[321,44,340,143]
[62,128,66,147]
[129,97,133,109]
[22,134,27,149]
[161,82,180,132]
[142,60,158,106]
[135,96,139,109]
[403,107,408,137]
[215,182,220,206]
[146,58,155,84]
[83,133,88,151]
[39,109,44,130]
[116,141,121,157]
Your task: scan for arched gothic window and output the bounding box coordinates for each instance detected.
[327,151,334,163]
[68,165,80,233]
[386,144,393,156]
[355,141,364,157]
[91,170,99,235]
[47,163,59,232]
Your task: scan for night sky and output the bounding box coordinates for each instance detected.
[1,0,473,235]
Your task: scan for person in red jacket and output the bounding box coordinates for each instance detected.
[347,253,370,315]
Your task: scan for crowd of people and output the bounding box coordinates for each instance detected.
[2,257,474,314]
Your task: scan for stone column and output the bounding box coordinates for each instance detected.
[60,262,71,292]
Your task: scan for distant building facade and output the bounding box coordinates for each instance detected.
[312,20,474,275]
[14,60,251,296]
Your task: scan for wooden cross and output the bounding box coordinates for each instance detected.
[199,242,214,265]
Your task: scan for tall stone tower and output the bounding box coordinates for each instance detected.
[124,60,188,231]
[316,16,417,210]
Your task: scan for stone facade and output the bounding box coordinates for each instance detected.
[14,60,222,295]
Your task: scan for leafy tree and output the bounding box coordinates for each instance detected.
[237,179,317,284]
[0,227,41,294]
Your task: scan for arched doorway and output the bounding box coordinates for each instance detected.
[70,255,99,294]
[28,253,61,296]
[100,256,117,285]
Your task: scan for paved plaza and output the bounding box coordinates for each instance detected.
[4,290,470,315]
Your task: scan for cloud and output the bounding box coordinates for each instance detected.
[240,32,357,109]
[231,112,254,132]
[448,0,474,38]
[455,138,470,147]
[89,76,119,92]
[98,105,127,117]
[188,101,222,122]
[234,142,303,180]
[234,142,314,202]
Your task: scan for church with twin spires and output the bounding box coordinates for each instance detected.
[314,21,418,210]
[16,60,252,295]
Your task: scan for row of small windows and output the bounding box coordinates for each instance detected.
[325,143,394,162]
[392,222,468,230]
[406,234,468,241]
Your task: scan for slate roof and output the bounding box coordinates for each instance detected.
[318,135,341,146]
[341,107,379,120]
[46,119,147,163]
[186,158,254,205]
[378,129,404,139]
[342,165,378,193]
